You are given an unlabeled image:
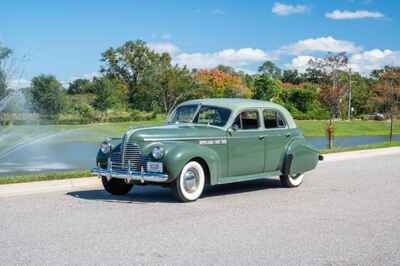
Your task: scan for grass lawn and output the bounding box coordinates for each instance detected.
[296,120,399,137]
[69,118,399,138]
[0,170,91,185]
[320,141,400,154]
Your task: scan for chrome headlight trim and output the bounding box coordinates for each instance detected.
[100,138,112,154]
[152,146,164,160]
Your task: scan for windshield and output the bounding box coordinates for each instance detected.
[169,105,198,123]
[169,105,231,127]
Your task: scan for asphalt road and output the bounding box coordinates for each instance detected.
[1,152,400,265]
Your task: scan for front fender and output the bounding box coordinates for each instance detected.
[96,139,123,168]
[159,142,221,184]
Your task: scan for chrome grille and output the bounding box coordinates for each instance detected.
[109,136,152,172]
[110,144,122,165]
[124,143,142,171]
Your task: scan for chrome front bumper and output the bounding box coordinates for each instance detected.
[91,167,169,183]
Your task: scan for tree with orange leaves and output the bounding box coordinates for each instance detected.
[193,68,251,98]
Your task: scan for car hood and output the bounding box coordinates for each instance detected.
[125,123,226,142]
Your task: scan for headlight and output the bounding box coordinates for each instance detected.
[100,139,112,154]
[152,146,164,160]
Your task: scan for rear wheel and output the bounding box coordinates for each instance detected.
[172,161,205,202]
[280,173,304,188]
[102,177,133,195]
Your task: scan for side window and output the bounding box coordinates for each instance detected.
[232,110,260,130]
[263,110,286,129]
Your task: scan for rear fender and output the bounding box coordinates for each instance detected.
[283,137,320,175]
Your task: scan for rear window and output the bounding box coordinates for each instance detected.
[263,110,286,129]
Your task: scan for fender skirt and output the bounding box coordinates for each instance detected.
[282,154,293,176]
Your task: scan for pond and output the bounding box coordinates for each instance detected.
[0,134,398,177]
[307,135,400,149]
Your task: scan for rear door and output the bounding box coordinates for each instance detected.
[227,109,265,177]
[263,109,292,172]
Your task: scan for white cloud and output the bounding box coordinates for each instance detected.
[280,36,362,55]
[173,48,271,69]
[285,55,316,72]
[286,49,400,75]
[272,2,310,16]
[326,10,384,20]
[148,42,180,56]
[350,49,400,74]
[212,9,225,15]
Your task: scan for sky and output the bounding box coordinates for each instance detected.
[1,0,399,88]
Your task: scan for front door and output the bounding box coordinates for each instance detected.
[228,110,265,177]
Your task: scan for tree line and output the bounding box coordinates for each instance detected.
[0,40,399,123]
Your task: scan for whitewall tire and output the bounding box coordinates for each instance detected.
[280,173,304,188]
[173,161,206,202]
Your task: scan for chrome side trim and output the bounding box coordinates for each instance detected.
[143,137,228,142]
[92,167,169,183]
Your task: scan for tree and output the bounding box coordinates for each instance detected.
[252,74,283,101]
[287,87,316,113]
[258,61,282,79]
[29,75,65,115]
[303,67,329,84]
[100,40,171,108]
[216,65,237,75]
[373,66,400,142]
[0,44,12,99]
[67,78,95,94]
[155,66,197,113]
[282,69,304,84]
[93,77,119,112]
[0,69,6,100]
[343,72,374,117]
[309,52,349,149]
[194,68,251,99]
[309,52,349,120]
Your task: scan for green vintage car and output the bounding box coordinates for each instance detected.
[92,98,323,202]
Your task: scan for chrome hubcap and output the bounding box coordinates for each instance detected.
[183,168,199,193]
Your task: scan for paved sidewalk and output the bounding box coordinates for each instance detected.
[0,177,100,198]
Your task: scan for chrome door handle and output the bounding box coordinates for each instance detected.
[285,133,291,137]
[258,135,265,140]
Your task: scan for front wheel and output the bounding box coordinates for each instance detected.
[102,177,133,195]
[280,173,304,188]
[172,161,206,202]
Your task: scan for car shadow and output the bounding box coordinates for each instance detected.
[67,178,283,204]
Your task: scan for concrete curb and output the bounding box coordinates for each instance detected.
[321,146,400,163]
[1,147,399,198]
[0,177,100,198]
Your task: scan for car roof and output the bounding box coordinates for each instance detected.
[181,98,284,110]
[178,98,297,128]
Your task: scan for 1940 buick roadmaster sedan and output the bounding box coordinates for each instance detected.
[92,98,323,202]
